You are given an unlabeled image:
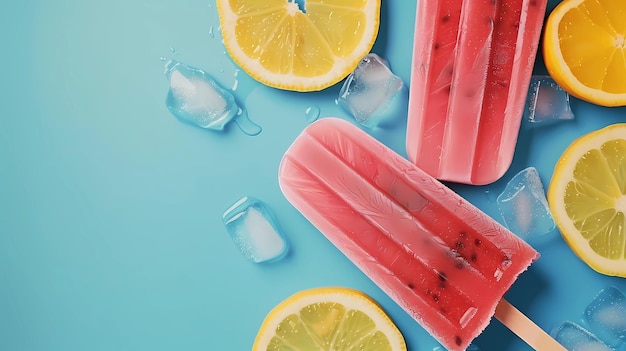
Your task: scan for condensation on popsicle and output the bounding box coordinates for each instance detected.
[407,0,549,185]
[278,118,539,351]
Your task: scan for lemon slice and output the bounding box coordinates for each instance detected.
[547,123,626,277]
[543,0,626,107]
[216,0,381,92]
[252,287,407,350]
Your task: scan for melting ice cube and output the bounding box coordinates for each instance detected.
[165,60,239,130]
[525,75,575,124]
[496,167,555,240]
[164,60,261,135]
[584,286,626,347]
[337,53,408,128]
[222,196,288,263]
[551,321,613,351]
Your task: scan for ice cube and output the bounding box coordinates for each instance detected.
[496,167,556,240]
[525,75,575,124]
[551,321,613,351]
[222,196,288,263]
[337,53,408,128]
[584,286,626,347]
[165,60,239,130]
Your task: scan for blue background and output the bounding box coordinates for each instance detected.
[1,0,625,350]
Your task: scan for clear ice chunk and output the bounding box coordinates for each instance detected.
[165,60,239,130]
[222,196,288,263]
[551,321,613,351]
[525,75,575,124]
[337,53,408,128]
[496,167,556,240]
[584,286,626,347]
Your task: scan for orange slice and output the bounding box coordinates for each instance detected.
[216,0,381,92]
[543,0,626,106]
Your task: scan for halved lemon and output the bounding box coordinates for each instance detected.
[547,123,626,277]
[252,287,407,350]
[216,0,381,92]
[543,0,626,107]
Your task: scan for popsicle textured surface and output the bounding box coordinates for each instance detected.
[407,0,548,185]
[279,118,539,350]
[2,1,626,351]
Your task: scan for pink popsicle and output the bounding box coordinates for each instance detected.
[279,118,548,350]
[407,0,548,185]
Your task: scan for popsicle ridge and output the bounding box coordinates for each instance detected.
[292,126,519,282]
[407,0,548,184]
[281,151,480,329]
[279,118,539,350]
[474,0,549,183]
[441,0,498,182]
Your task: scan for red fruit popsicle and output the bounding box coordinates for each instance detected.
[407,0,548,185]
[279,118,565,350]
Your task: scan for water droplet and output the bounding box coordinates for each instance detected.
[209,25,215,39]
[170,47,177,54]
[304,106,320,123]
[484,188,497,202]
[234,108,262,136]
[159,56,167,62]
[231,69,240,90]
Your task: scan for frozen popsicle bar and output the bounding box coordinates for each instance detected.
[278,118,539,351]
[407,0,548,185]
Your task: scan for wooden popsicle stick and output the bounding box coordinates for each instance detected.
[494,299,567,351]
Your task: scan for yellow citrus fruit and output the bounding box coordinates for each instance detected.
[252,287,406,350]
[215,0,381,92]
[543,0,626,107]
[547,123,626,277]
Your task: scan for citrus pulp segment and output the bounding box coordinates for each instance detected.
[252,287,406,351]
[548,123,626,277]
[543,0,626,106]
[216,0,381,92]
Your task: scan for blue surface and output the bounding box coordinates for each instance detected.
[1,1,626,350]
